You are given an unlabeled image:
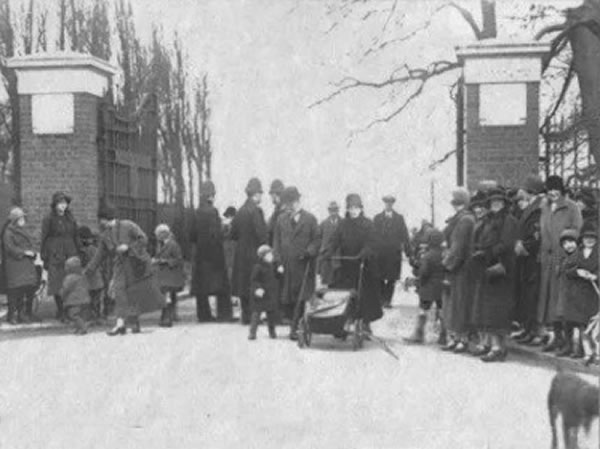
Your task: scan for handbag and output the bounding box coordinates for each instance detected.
[485,262,506,281]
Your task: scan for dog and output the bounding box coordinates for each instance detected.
[548,370,599,449]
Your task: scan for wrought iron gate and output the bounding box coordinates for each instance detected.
[97,95,158,237]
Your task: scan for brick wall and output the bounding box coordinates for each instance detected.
[19,93,100,244]
[464,82,540,191]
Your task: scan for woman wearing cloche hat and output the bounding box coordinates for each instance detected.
[41,191,79,322]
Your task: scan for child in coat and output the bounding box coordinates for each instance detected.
[563,225,599,363]
[249,245,279,340]
[404,228,445,344]
[78,226,105,323]
[153,224,185,327]
[552,229,580,356]
[60,256,91,335]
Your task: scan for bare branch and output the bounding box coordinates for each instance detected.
[535,23,568,40]
[445,1,482,39]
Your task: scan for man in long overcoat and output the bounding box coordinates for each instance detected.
[317,201,342,287]
[538,175,582,349]
[267,179,285,246]
[373,195,411,308]
[190,181,234,323]
[442,188,476,351]
[273,186,321,339]
[513,175,544,344]
[231,178,268,324]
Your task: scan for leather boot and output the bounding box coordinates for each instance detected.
[404,313,426,344]
[159,306,173,327]
[437,327,447,346]
[248,312,259,340]
[555,340,573,357]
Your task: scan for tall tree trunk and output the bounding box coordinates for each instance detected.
[480,0,497,39]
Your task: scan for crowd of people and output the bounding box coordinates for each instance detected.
[0,175,597,366]
[405,175,599,365]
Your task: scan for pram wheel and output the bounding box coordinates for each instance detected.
[352,319,364,351]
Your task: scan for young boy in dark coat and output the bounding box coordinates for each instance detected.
[404,228,445,344]
[60,256,91,335]
[78,226,105,323]
[249,245,279,340]
[153,224,185,327]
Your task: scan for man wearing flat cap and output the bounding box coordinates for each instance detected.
[317,201,342,287]
[231,178,268,324]
[273,186,321,339]
[373,195,411,309]
[190,180,234,323]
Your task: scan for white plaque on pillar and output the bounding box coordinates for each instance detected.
[479,83,526,126]
[32,93,74,134]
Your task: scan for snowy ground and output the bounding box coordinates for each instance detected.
[0,286,597,449]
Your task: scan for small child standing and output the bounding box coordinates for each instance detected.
[60,256,91,335]
[404,228,445,344]
[78,226,105,323]
[152,224,185,327]
[552,229,581,356]
[249,245,279,340]
[563,225,599,362]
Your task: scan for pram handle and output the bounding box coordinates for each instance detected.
[329,256,361,261]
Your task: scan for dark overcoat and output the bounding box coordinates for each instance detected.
[417,247,445,307]
[561,246,599,325]
[222,222,236,282]
[250,261,280,312]
[80,244,105,291]
[87,219,163,317]
[268,204,285,246]
[514,196,542,324]
[190,200,229,297]
[471,208,518,331]
[41,211,79,296]
[324,214,383,323]
[231,199,268,298]
[373,210,410,281]
[442,209,475,334]
[538,197,583,325]
[273,209,321,305]
[3,223,38,289]
[317,215,342,286]
[153,236,185,293]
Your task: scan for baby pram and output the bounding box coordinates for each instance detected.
[297,257,366,350]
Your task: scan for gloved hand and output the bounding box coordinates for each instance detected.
[255,288,265,298]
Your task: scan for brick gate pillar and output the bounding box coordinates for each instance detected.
[6,53,118,240]
[455,41,550,191]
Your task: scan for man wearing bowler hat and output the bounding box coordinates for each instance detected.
[273,186,321,339]
[317,201,342,287]
[373,195,411,309]
[231,178,268,324]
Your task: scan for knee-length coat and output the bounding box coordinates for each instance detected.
[373,210,410,281]
[324,213,383,323]
[153,235,185,293]
[190,200,230,297]
[317,215,342,286]
[3,223,38,289]
[273,209,321,305]
[87,219,164,317]
[442,209,475,334]
[250,261,279,312]
[231,199,268,298]
[41,211,79,296]
[560,246,599,325]
[538,197,583,325]
[514,196,542,324]
[471,208,518,331]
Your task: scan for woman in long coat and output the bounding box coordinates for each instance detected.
[470,189,518,362]
[190,181,233,322]
[324,194,383,331]
[85,203,164,335]
[538,176,582,342]
[231,178,268,324]
[3,208,40,324]
[41,192,79,320]
[442,189,475,352]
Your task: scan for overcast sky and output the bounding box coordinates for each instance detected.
[133,0,578,226]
